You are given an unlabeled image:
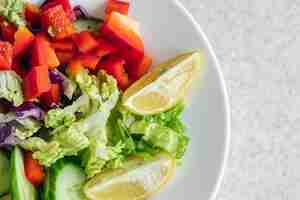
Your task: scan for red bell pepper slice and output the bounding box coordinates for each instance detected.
[23,65,51,100]
[55,50,75,64]
[41,5,75,39]
[51,39,75,51]
[24,151,45,186]
[13,27,35,58]
[100,12,144,66]
[25,3,41,29]
[0,21,17,43]
[91,37,117,58]
[72,31,98,53]
[105,0,130,15]
[0,41,13,70]
[128,54,152,81]
[77,54,101,71]
[42,0,75,21]
[40,83,61,107]
[99,55,129,90]
[31,34,60,69]
[12,60,27,78]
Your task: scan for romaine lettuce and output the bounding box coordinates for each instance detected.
[0,71,24,106]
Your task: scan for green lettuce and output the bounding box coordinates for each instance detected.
[45,94,90,128]
[70,69,121,177]
[20,137,65,166]
[14,118,41,139]
[25,71,120,168]
[0,71,24,106]
[108,103,189,160]
[0,0,26,26]
[130,120,188,158]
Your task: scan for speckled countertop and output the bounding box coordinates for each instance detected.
[179,0,300,199]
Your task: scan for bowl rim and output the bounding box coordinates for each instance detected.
[172,0,231,199]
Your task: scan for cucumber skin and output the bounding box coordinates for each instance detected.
[0,151,10,196]
[44,158,86,200]
[10,147,37,200]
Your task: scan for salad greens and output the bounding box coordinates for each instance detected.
[0,0,25,26]
[0,71,24,106]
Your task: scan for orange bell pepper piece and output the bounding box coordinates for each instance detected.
[72,31,98,53]
[13,27,35,58]
[31,34,60,69]
[0,41,13,70]
[40,83,61,107]
[23,65,51,100]
[105,0,130,15]
[100,12,144,66]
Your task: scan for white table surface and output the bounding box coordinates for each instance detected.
[179,0,300,199]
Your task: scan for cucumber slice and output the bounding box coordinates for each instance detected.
[0,150,10,196]
[44,159,87,200]
[10,147,37,200]
[74,18,103,33]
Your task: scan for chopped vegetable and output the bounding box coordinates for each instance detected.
[23,65,51,100]
[13,102,45,120]
[0,150,10,196]
[51,39,75,51]
[55,51,75,64]
[43,158,87,200]
[72,31,98,53]
[31,34,60,69]
[49,69,77,99]
[0,70,23,106]
[42,0,75,21]
[10,147,38,200]
[92,37,117,58]
[41,5,75,39]
[40,83,61,107]
[45,94,89,128]
[24,151,45,186]
[25,3,41,28]
[67,60,84,76]
[13,26,35,58]
[100,12,144,66]
[0,41,13,70]
[0,21,17,43]
[129,54,152,81]
[77,54,101,70]
[0,0,26,26]
[100,55,129,90]
[105,0,130,16]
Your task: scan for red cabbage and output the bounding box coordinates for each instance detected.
[0,123,18,147]
[13,102,45,121]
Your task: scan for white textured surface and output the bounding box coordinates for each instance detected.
[180,0,300,199]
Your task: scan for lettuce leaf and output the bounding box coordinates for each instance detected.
[45,94,90,128]
[130,120,188,158]
[108,103,189,160]
[0,0,26,26]
[0,71,24,106]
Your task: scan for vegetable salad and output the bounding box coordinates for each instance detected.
[0,0,191,200]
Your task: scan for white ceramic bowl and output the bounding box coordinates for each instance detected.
[31,0,231,199]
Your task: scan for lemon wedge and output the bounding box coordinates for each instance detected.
[122,50,205,115]
[84,153,176,200]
